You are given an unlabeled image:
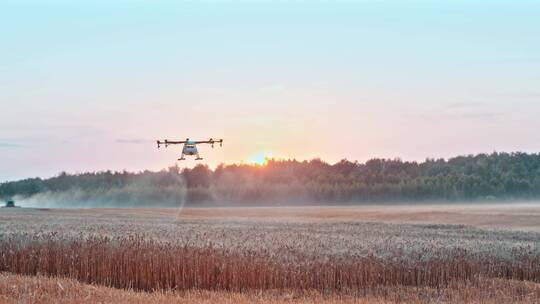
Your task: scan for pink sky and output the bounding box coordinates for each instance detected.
[1,1,540,181]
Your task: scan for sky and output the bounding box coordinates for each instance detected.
[1,0,539,181]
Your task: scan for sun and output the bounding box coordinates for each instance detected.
[251,152,272,166]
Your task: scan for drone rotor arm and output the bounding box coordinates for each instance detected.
[195,139,223,145]
[157,140,187,148]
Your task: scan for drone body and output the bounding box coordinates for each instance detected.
[157,138,223,161]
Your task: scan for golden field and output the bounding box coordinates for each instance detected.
[2,272,540,304]
[1,204,540,303]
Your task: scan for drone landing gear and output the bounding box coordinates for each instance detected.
[178,158,186,161]
[195,157,203,161]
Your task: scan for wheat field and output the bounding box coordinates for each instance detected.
[2,272,540,304]
[1,204,540,303]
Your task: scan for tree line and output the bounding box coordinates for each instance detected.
[2,152,540,206]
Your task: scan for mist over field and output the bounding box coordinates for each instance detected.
[3,152,540,208]
[16,184,187,209]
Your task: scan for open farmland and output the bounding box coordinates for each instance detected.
[1,204,540,303]
[2,273,540,304]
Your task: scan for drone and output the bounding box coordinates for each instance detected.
[157,138,223,161]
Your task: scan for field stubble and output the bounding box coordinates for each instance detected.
[2,272,540,304]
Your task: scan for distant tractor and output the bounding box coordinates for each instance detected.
[3,199,18,208]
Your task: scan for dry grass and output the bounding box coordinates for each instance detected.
[2,207,540,264]
[1,272,540,304]
[14,203,540,230]
[1,206,540,302]
[0,233,539,292]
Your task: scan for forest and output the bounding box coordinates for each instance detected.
[2,152,540,206]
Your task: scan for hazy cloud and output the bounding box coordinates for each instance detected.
[459,112,504,120]
[0,143,22,148]
[446,102,485,109]
[411,102,506,122]
[444,102,505,120]
[471,57,540,66]
[115,139,148,144]
[496,92,540,99]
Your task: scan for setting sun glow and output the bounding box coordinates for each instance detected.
[250,152,273,166]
